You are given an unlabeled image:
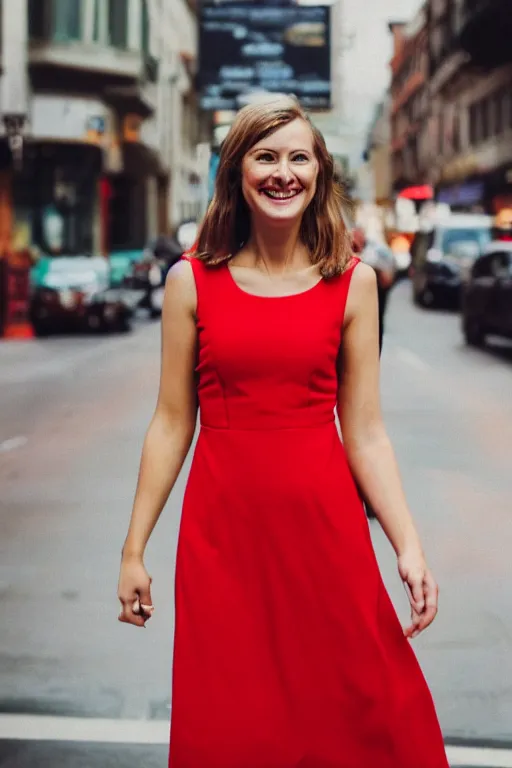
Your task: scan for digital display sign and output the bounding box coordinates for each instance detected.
[198,4,331,111]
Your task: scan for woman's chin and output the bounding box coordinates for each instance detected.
[253,203,306,226]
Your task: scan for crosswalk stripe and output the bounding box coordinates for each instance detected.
[447,744,512,767]
[0,714,512,766]
[0,715,169,744]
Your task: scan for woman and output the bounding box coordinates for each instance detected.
[118,96,448,768]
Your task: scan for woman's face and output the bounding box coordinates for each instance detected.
[241,118,319,227]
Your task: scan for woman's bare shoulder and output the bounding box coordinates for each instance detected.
[164,259,197,311]
[350,260,377,291]
[344,261,377,323]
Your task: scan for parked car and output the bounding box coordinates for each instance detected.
[29,253,139,337]
[122,221,199,318]
[461,240,512,347]
[410,213,492,308]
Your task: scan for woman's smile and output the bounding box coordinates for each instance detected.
[259,186,304,204]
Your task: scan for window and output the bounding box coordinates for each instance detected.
[141,0,150,57]
[471,255,493,280]
[28,0,47,38]
[441,227,492,255]
[494,90,504,135]
[453,113,461,153]
[469,102,478,145]
[430,25,443,63]
[431,0,447,21]
[53,0,82,42]
[92,0,101,41]
[491,252,512,279]
[108,0,128,49]
[29,0,83,42]
[480,98,490,142]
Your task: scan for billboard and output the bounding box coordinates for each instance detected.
[199,4,331,111]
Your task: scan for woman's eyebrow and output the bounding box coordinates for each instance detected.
[250,147,311,154]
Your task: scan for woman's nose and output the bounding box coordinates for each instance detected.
[272,160,293,183]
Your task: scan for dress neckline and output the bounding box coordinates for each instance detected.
[225,263,324,300]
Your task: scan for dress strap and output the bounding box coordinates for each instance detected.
[181,255,225,319]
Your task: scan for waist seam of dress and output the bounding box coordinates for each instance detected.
[199,419,336,433]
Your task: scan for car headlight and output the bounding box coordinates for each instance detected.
[59,289,80,309]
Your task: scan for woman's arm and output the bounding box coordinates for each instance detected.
[118,260,198,627]
[337,262,438,638]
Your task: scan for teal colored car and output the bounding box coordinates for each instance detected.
[28,252,139,336]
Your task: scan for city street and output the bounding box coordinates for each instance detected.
[1,281,512,767]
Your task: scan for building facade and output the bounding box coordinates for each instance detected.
[0,0,206,260]
[388,6,430,197]
[426,0,512,212]
[363,97,392,205]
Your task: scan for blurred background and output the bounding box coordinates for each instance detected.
[1,0,512,766]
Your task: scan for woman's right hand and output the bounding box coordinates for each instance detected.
[117,555,154,628]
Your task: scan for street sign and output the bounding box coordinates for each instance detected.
[198,3,331,111]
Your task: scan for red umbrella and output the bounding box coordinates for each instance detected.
[398,185,434,200]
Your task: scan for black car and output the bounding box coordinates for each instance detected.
[461,241,512,347]
[30,285,133,336]
[411,215,492,308]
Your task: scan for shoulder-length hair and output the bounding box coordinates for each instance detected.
[195,95,352,278]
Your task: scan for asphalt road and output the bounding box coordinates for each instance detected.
[1,280,511,767]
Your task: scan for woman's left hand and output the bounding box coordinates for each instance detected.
[397,547,439,640]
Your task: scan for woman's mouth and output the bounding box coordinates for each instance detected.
[260,188,303,202]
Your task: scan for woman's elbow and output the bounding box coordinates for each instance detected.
[153,401,198,443]
[340,417,388,455]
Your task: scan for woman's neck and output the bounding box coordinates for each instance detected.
[245,222,310,275]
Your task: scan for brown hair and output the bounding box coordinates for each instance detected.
[195,95,352,278]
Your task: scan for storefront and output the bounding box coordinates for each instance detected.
[12,141,102,256]
[10,94,114,256]
[436,151,512,214]
[437,168,512,215]
[436,180,486,211]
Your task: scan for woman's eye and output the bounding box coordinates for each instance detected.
[256,153,275,162]
[292,153,309,162]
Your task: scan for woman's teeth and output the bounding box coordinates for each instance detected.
[262,189,301,199]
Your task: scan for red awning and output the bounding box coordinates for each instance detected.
[398,185,434,200]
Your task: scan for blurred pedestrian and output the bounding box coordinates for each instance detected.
[117,95,448,768]
[352,227,396,353]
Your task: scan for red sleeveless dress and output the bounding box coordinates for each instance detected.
[169,257,448,768]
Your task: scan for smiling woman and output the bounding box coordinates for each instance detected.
[118,94,449,768]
